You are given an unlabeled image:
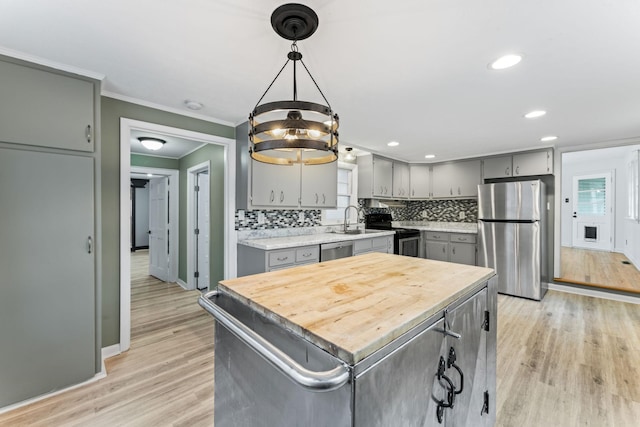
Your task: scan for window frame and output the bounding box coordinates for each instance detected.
[322,161,358,225]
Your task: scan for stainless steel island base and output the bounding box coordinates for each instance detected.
[199,275,497,427]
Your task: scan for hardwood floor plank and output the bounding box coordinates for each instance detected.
[558,246,640,293]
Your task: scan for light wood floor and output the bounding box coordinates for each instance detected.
[1,254,638,426]
[558,246,640,293]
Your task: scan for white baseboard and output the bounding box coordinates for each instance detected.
[549,283,640,304]
[177,279,189,290]
[0,344,122,415]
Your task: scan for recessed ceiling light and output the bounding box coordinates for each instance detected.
[387,141,399,147]
[540,135,558,142]
[184,100,203,110]
[147,173,153,177]
[424,154,436,159]
[489,54,523,70]
[524,110,546,119]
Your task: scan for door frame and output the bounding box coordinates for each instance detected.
[132,167,179,282]
[187,161,210,290]
[120,118,236,352]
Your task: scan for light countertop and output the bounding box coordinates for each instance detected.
[238,230,395,250]
[219,253,495,364]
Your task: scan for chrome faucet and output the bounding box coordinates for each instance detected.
[344,205,362,233]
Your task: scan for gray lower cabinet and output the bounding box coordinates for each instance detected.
[355,283,495,426]
[425,232,477,265]
[237,244,320,276]
[0,58,95,152]
[353,235,393,255]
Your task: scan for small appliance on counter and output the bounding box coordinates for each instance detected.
[477,180,548,300]
[364,213,420,257]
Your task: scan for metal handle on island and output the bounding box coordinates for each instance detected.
[198,291,350,392]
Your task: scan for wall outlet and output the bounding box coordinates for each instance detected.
[298,212,305,223]
[257,212,265,224]
[421,210,428,218]
[459,211,466,220]
[237,210,245,221]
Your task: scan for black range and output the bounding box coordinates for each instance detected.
[364,213,420,257]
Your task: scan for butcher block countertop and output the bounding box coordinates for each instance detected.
[218,253,495,364]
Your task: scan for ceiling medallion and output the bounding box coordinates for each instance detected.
[249,3,339,165]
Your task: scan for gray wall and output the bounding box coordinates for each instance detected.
[134,185,149,247]
[101,96,234,347]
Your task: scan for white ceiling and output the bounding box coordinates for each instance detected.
[2,0,640,162]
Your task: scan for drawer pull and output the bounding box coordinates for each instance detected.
[302,252,313,257]
[277,256,289,261]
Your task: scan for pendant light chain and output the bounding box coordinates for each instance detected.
[292,41,298,101]
[299,59,332,111]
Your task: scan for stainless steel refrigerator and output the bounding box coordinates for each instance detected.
[477,180,548,300]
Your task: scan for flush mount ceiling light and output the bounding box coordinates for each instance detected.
[184,100,203,110]
[489,54,523,70]
[540,135,558,142]
[344,147,355,161]
[387,141,400,147]
[424,154,436,159]
[249,3,339,165]
[524,110,546,119]
[138,137,166,151]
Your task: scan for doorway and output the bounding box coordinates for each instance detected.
[557,145,640,294]
[119,118,236,352]
[187,161,211,290]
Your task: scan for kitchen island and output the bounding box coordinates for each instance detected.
[200,253,497,426]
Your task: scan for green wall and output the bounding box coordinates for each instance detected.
[101,96,234,347]
[131,153,179,169]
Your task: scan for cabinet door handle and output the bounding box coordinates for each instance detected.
[86,125,92,143]
[412,189,415,196]
[87,236,93,254]
[315,193,319,204]
[270,190,275,202]
[442,246,446,253]
[515,166,520,175]
[322,194,326,204]
[457,187,461,195]
[452,247,456,255]
[450,188,453,195]
[505,167,510,175]
[280,191,284,203]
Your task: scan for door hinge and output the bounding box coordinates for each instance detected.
[194,228,200,235]
[481,390,489,415]
[482,310,490,332]
[195,185,200,192]
[194,271,200,278]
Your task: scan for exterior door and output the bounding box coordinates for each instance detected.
[0,148,95,407]
[196,172,210,290]
[149,177,169,281]
[571,173,613,251]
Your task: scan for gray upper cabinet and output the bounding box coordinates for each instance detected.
[392,161,410,198]
[409,164,431,199]
[0,59,95,152]
[358,154,393,198]
[432,160,481,198]
[513,149,553,176]
[482,156,512,179]
[300,161,338,208]
[235,122,337,209]
[483,149,553,179]
[251,153,301,208]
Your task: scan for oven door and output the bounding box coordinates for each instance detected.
[396,235,420,257]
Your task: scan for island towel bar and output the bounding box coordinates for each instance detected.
[198,290,350,392]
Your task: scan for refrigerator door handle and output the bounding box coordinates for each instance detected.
[199,291,350,392]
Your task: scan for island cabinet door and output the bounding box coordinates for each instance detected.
[443,287,490,427]
[354,318,449,426]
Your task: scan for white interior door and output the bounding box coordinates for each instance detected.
[149,177,169,281]
[571,172,613,251]
[196,172,210,289]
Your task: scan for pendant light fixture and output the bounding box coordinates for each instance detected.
[249,3,339,165]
